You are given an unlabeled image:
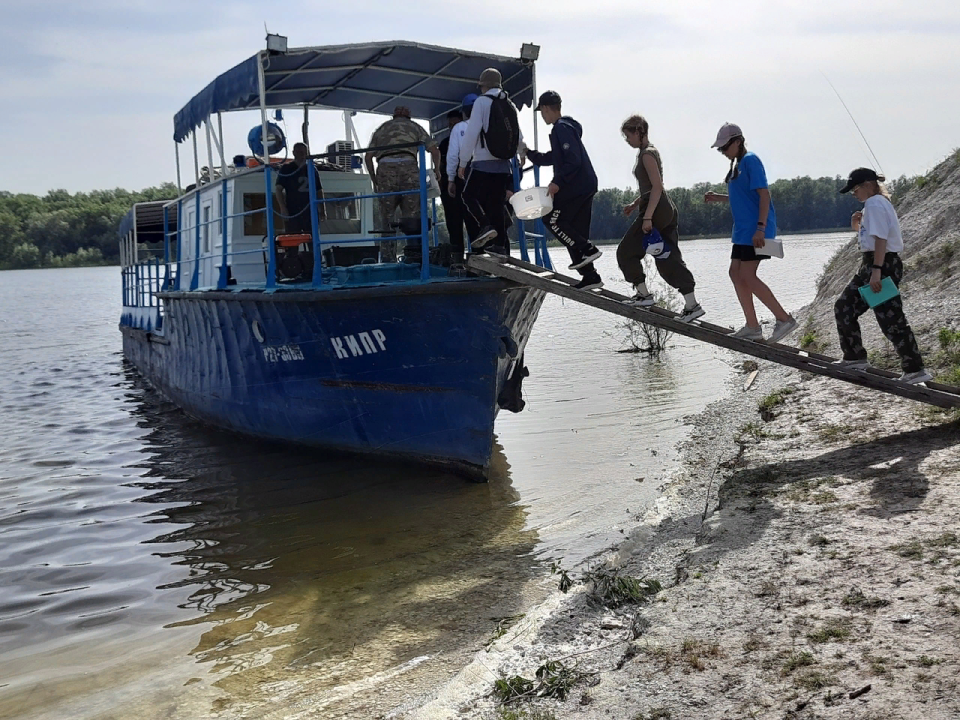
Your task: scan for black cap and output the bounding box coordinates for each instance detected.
[535,90,561,110]
[839,167,884,194]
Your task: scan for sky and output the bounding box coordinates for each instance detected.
[4,0,960,196]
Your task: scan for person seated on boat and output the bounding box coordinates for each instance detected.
[274,142,325,235]
[364,106,441,262]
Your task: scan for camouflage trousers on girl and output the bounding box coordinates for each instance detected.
[834,252,924,373]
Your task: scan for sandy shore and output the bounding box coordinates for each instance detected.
[395,153,960,720]
[400,356,959,720]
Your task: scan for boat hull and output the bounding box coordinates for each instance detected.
[121,280,544,478]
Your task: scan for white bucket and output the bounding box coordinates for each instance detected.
[509,186,553,220]
[426,172,441,199]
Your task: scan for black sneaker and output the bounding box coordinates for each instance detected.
[569,246,602,271]
[470,227,497,250]
[575,273,603,291]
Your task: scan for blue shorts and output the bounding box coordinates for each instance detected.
[731,243,769,262]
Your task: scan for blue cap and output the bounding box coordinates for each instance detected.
[642,228,671,259]
[462,93,478,108]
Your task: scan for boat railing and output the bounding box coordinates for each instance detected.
[125,140,554,312]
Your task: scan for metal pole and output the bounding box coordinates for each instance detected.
[258,52,277,290]
[192,192,201,290]
[256,52,271,164]
[418,144,429,281]
[529,62,552,270]
[175,200,182,290]
[205,119,216,186]
[307,160,323,286]
[217,112,227,176]
[513,160,530,263]
[218,178,229,289]
[163,204,170,290]
[192,132,200,188]
[531,61,539,153]
[175,143,182,193]
[264,166,277,288]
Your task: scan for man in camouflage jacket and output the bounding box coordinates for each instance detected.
[364,107,440,261]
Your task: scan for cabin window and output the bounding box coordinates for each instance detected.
[242,193,284,236]
[202,205,211,254]
[320,192,361,235]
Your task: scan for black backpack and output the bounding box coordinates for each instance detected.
[481,91,520,160]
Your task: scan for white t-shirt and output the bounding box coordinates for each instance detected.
[858,194,903,252]
[446,119,468,180]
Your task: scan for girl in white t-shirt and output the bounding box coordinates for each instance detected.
[834,168,931,384]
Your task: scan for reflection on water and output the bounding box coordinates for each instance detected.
[17,379,538,719]
[0,235,849,718]
[131,384,538,717]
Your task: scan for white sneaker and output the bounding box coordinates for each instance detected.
[624,293,655,307]
[769,316,798,343]
[832,358,869,370]
[899,369,933,385]
[731,325,764,341]
[678,304,705,323]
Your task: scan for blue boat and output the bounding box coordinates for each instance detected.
[118,39,554,479]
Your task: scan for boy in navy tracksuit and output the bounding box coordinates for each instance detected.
[524,90,603,290]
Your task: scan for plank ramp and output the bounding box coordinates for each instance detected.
[466,253,960,410]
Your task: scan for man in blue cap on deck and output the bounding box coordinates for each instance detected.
[523,90,602,290]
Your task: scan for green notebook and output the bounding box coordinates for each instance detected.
[858,276,900,308]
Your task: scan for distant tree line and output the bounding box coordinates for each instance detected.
[0,185,179,270]
[0,175,918,270]
[590,174,918,241]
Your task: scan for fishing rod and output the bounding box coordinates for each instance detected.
[821,71,886,178]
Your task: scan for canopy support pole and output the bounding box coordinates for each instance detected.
[192,132,200,188]
[257,52,278,287]
[205,118,216,187]
[175,143,182,193]
[257,52,271,164]
[216,113,227,175]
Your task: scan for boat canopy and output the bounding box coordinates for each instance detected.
[172,40,536,143]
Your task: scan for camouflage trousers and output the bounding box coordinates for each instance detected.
[376,159,422,262]
[834,252,924,373]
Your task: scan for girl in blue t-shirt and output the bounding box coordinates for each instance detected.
[704,123,797,343]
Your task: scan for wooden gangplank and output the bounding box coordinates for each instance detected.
[467,254,960,410]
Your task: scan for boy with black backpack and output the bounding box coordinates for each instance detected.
[458,67,521,256]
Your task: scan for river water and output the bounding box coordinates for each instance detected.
[0,233,848,718]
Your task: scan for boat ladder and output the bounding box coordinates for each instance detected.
[466,253,960,410]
